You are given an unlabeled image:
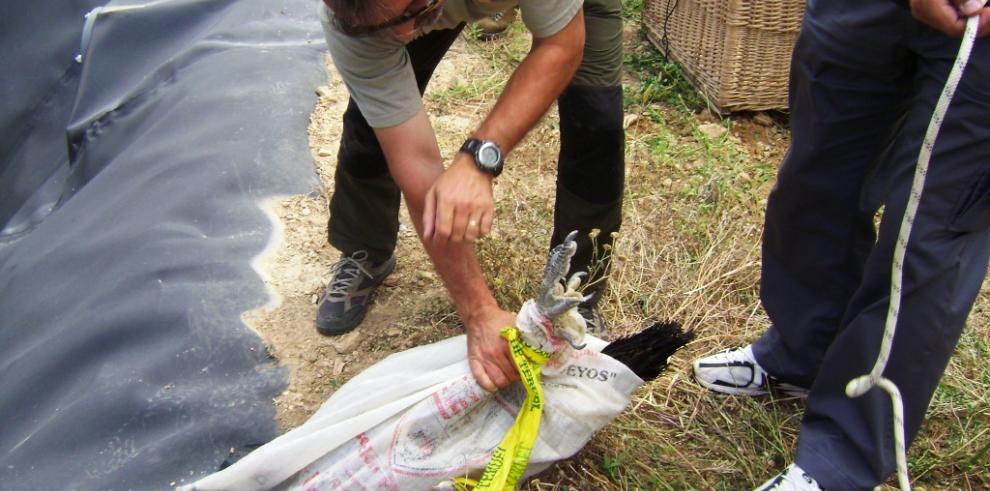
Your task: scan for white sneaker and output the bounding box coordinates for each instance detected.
[755,464,823,491]
[693,345,809,397]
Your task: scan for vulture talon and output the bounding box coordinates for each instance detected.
[565,271,586,292]
[536,231,580,318]
[533,231,589,349]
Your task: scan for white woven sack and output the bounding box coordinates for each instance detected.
[181,300,643,491]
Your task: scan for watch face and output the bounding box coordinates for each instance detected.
[478,145,500,167]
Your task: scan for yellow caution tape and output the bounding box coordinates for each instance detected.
[454,327,550,491]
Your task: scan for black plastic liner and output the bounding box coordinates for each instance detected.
[0,0,326,488]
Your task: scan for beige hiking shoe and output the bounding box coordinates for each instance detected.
[475,7,517,41]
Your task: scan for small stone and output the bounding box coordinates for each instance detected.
[752,112,774,126]
[333,358,346,375]
[662,178,673,187]
[330,330,363,354]
[416,270,436,282]
[311,293,319,304]
[317,147,333,157]
[696,109,716,123]
[622,113,640,129]
[316,85,333,98]
[383,276,400,287]
[386,328,401,337]
[698,122,727,140]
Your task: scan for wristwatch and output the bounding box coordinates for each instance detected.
[459,138,504,177]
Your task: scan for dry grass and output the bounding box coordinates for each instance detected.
[408,7,990,490]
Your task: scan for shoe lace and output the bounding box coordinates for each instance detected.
[325,251,374,301]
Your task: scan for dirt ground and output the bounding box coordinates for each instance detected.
[244,27,790,450]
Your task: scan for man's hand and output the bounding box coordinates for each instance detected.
[422,154,495,244]
[911,0,990,37]
[465,305,519,392]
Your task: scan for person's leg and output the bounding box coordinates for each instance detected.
[751,0,916,388]
[794,19,990,490]
[328,101,402,263]
[552,0,624,310]
[328,26,465,263]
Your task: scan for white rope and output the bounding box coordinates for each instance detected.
[844,15,981,491]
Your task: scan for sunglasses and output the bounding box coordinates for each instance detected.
[336,0,444,37]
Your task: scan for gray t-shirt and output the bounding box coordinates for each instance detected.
[319,0,582,128]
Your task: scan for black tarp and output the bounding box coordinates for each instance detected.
[0,0,326,488]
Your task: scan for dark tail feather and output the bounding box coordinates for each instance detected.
[601,321,694,381]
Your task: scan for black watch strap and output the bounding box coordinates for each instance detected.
[460,138,481,155]
[459,138,504,177]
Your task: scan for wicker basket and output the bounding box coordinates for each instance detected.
[643,0,805,113]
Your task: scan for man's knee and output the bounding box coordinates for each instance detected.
[557,84,624,204]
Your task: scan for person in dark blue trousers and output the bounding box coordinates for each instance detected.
[693,0,990,489]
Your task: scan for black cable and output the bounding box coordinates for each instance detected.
[660,0,678,60]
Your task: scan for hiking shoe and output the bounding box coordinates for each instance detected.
[693,345,809,397]
[316,250,396,336]
[579,304,609,340]
[755,464,823,491]
[475,7,517,41]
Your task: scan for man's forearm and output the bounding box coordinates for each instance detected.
[410,201,499,319]
[418,10,586,245]
[473,10,586,152]
[372,113,500,319]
